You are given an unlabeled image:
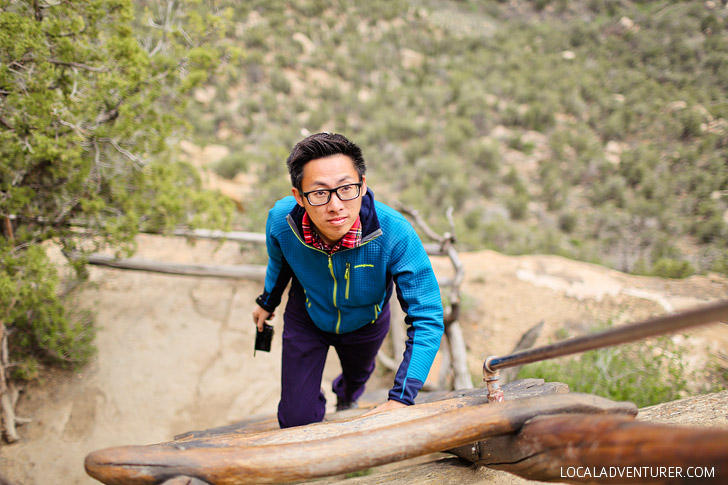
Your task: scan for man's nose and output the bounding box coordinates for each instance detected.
[327,193,344,210]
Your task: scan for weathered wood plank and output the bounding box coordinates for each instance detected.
[85,254,266,280]
[174,379,568,441]
[458,413,728,484]
[174,229,266,244]
[85,392,636,484]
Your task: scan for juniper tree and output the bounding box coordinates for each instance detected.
[0,0,235,383]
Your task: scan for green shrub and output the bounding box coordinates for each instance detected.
[558,212,578,233]
[588,175,627,208]
[602,110,630,140]
[539,161,567,211]
[505,191,530,220]
[522,102,556,131]
[507,134,535,154]
[709,249,728,274]
[518,330,690,408]
[470,141,501,173]
[693,215,727,245]
[270,69,291,94]
[650,258,695,279]
[1,245,96,377]
[213,152,249,180]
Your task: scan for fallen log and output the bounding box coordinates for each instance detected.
[85,391,635,484]
[450,413,728,484]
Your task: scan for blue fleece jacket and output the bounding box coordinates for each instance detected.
[256,191,444,405]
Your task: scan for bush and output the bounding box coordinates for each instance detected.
[270,69,292,94]
[518,329,690,408]
[505,191,530,220]
[539,161,567,211]
[693,215,727,245]
[1,245,96,376]
[650,258,695,279]
[470,141,501,173]
[588,175,627,208]
[522,102,556,131]
[558,212,578,233]
[213,152,249,180]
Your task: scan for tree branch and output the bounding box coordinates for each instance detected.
[0,115,13,131]
[2,217,13,241]
[1,299,20,442]
[401,207,441,240]
[32,0,43,21]
[99,138,147,166]
[47,59,109,72]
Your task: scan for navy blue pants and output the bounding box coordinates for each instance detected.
[278,287,391,428]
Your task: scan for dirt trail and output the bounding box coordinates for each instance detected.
[1,235,726,484]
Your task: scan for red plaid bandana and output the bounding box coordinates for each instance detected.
[302,212,362,253]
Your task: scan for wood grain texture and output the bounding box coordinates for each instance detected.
[172,378,568,442]
[453,413,728,484]
[85,392,635,484]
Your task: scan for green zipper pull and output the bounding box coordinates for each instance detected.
[345,263,350,299]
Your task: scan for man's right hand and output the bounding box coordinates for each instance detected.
[252,304,274,332]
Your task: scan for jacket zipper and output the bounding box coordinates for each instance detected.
[328,254,342,333]
[345,262,351,300]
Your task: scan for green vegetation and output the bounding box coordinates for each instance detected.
[345,468,374,478]
[517,329,691,408]
[193,0,727,280]
[1,1,234,377]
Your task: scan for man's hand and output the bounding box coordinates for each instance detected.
[252,304,274,332]
[361,399,407,417]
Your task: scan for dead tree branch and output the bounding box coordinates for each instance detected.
[1,321,20,443]
[393,203,471,390]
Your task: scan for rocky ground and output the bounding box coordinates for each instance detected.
[0,234,726,484]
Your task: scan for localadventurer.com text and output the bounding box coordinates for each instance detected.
[561,466,715,480]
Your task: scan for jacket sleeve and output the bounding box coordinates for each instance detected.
[387,225,444,405]
[255,208,293,312]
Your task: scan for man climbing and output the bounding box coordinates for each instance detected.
[252,132,444,428]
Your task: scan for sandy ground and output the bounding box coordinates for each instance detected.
[1,234,727,484]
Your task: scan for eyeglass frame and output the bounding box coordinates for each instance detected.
[300,182,363,206]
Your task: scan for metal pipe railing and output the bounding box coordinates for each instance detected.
[483,299,728,402]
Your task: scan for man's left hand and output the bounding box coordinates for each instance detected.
[361,399,407,417]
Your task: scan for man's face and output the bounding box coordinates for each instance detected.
[292,153,367,246]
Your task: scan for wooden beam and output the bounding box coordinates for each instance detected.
[84,254,266,280]
[173,379,570,441]
[85,392,636,484]
[173,229,266,244]
[451,413,728,483]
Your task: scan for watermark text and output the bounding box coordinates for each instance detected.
[560,466,715,479]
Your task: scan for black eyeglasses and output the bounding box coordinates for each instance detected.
[301,183,362,206]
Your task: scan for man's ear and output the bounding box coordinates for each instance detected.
[292,187,305,207]
[361,175,367,197]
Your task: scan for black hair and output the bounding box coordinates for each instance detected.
[286,132,366,190]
